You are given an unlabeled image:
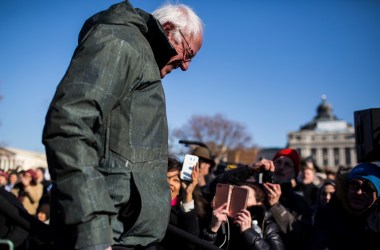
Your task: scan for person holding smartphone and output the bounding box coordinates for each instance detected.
[203,181,284,250]
[205,152,312,250]
[160,155,204,250]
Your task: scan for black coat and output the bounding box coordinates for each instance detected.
[269,183,314,250]
[204,207,284,250]
[208,166,313,250]
[309,174,380,250]
[160,202,200,250]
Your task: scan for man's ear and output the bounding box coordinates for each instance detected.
[162,21,176,38]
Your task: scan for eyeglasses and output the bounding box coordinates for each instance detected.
[178,29,194,62]
[349,179,377,193]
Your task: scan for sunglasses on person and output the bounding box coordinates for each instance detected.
[178,29,194,62]
[349,179,377,193]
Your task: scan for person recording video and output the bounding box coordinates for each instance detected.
[203,159,284,250]
[205,149,313,250]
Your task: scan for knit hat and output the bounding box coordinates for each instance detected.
[349,162,380,197]
[191,147,215,167]
[272,148,301,174]
[25,169,37,181]
[0,170,8,178]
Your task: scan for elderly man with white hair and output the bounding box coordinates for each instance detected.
[42,1,204,249]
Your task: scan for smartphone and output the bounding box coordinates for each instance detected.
[228,186,248,217]
[214,183,233,209]
[214,183,248,218]
[180,154,199,181]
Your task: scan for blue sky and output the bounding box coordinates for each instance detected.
[0,0,379,153]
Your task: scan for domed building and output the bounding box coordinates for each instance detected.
[287,95,356,171]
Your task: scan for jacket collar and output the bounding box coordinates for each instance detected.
[136,8,178,70]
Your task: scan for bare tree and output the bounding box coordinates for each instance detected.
[170,114,253,162]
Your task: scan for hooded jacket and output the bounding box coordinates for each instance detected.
[309,173,380,250]
[43,1,176,248]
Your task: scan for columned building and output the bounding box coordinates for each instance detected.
[287,96,356,171]
[0,146,47,172]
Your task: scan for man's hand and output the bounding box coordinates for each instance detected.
[263,182,282,206]
[249,158,275,173]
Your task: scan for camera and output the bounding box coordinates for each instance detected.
[258,170,274,184]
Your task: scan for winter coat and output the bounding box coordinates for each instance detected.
[269,182,314,250]
[203,207,284,250]
[309,173,380,250]
[208,166,313,250]
[42,1,177,248]
[160,202,200,250]
[11,182,43,215]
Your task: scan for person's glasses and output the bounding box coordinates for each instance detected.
[349,179,377,193]
[178,29,194,62]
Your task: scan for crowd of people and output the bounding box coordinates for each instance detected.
[2,146,380,250]
[1,0,379,250]
[0,167,51,221]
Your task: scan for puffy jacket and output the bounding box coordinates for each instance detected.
[42,1,176,248]
[203,209,284,250]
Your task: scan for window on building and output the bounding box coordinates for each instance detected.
[323,148,328,166]
[345,148,351,166]
[311,148,317,160]
[334,148,339,166]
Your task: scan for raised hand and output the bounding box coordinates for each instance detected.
[209,202,228,233]
[181,162,199,203]
[263,182,282,206]
[234,209,252,233]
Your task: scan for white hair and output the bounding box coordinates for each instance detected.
[152,3,204,43]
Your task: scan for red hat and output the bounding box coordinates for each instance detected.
[272,148,301,174]
[25,169,37,181]
[0,170,8,178]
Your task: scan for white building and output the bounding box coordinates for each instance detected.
[287,96,356,171]
[0,146,47,172]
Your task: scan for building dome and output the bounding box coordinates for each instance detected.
[301,95,339,130]
[315,95,334,120]
[287,95,356,170]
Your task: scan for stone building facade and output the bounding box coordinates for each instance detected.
[0,146,47,172]
[287,96,356,171]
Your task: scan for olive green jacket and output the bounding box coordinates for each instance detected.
[43,1,176,249]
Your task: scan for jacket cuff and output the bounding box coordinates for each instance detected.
[180,200,195,213]
[202,228,218,242]
[269,202,286,217]
[75,215,113,249]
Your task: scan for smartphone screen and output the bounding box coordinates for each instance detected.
[228,186,248,218]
